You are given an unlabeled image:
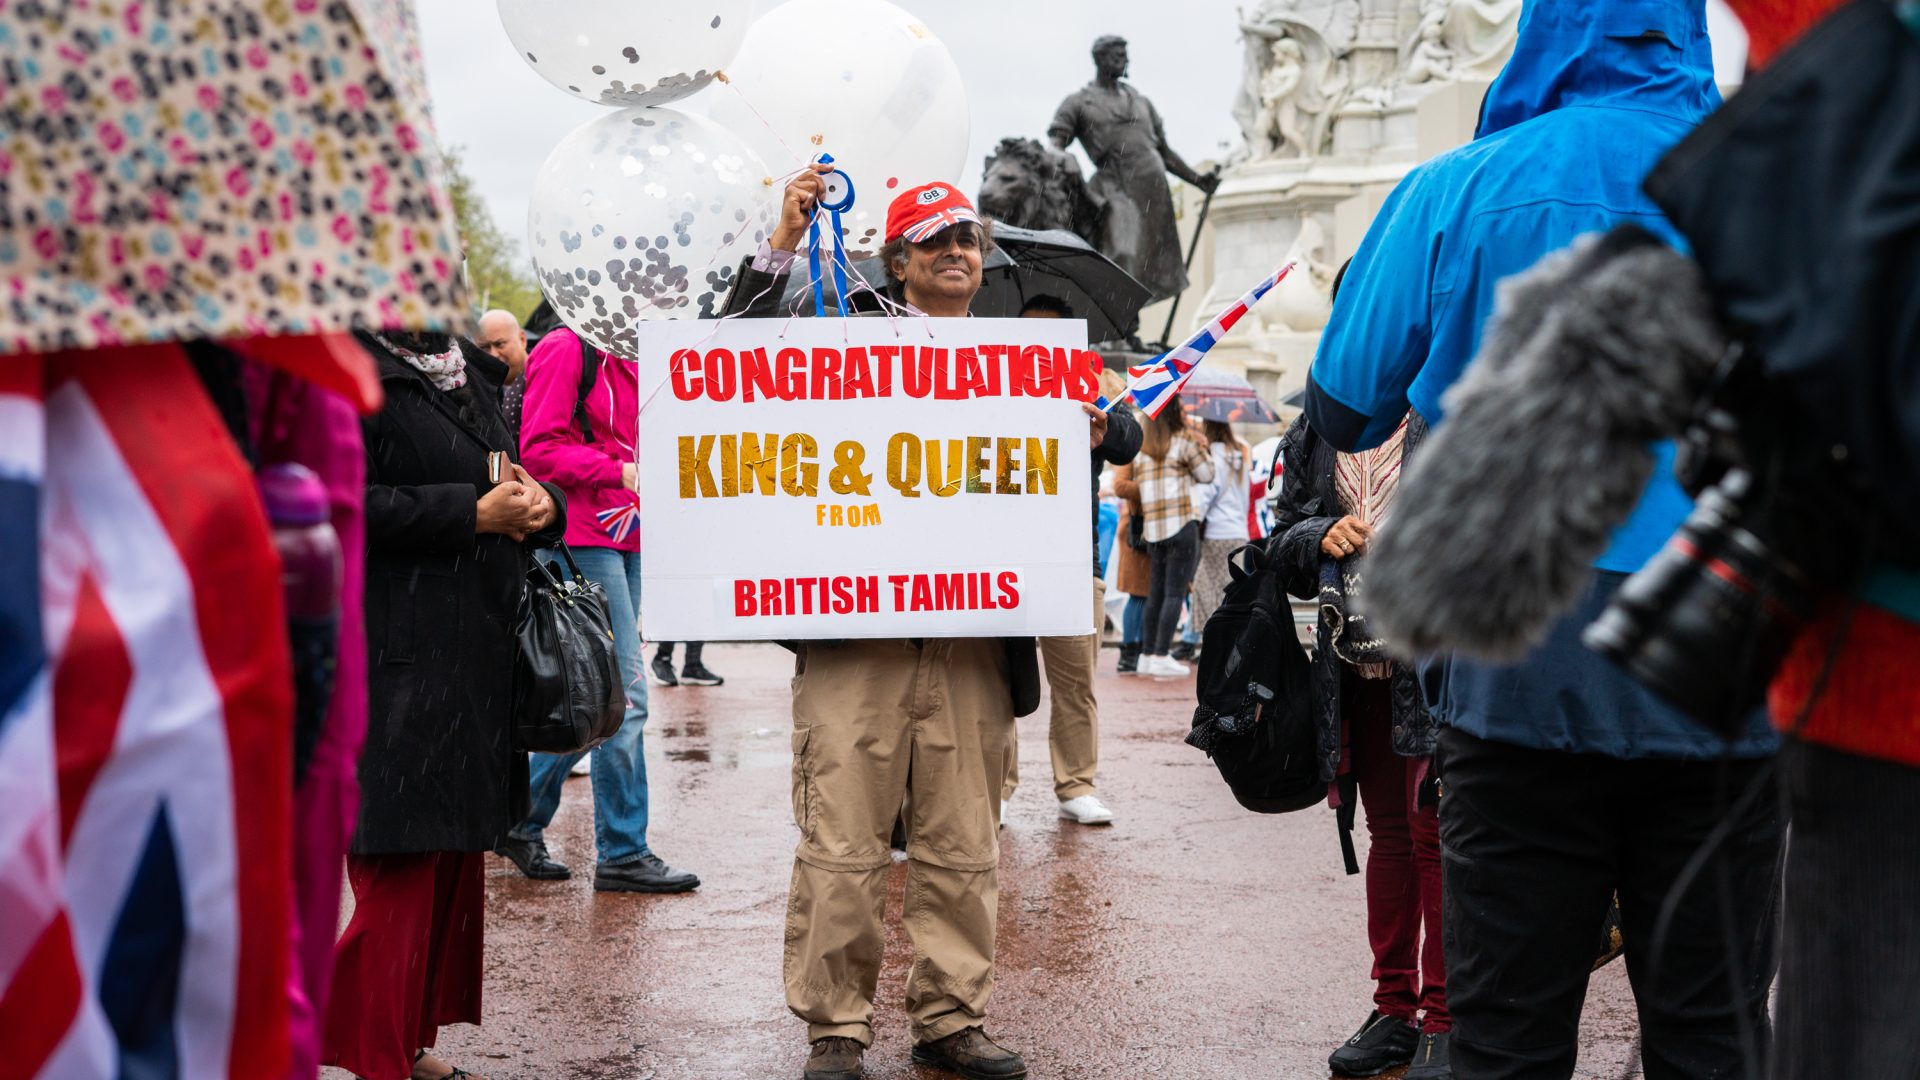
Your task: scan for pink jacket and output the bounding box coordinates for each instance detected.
[520,327,641,552]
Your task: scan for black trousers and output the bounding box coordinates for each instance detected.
[1774,739,1920,1079]
[1142,520,1200,655]
[1436,727,1783,1080]
[656,641,703,662]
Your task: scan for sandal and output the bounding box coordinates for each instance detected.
[412,1049,478,1080]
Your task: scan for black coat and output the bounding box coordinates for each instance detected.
[1267,416,1433,784]
[1646,0,1920,552]
[354,337,566,854]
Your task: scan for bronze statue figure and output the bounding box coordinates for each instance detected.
[1046,35,1220,304]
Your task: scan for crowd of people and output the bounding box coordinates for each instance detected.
[715,4,1910,1079]
[332,4,1916,1075]
[321,158,1270,1080]
[11,1,1916,1079]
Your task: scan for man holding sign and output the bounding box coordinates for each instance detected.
[689,173,1118,1080]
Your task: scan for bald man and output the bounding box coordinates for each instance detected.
[477,308,528,377]
[477,308,530,437]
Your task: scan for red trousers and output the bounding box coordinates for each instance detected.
[323,851,485,1080]
[1346,672,1449,1032]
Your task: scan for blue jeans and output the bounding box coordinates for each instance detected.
[1096,501,1119,578]
[1122,595,1146,647]
[511,546,652,865]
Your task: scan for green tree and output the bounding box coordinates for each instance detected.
[443,147,542,320]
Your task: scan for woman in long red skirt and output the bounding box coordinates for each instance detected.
[323,329,566,1080]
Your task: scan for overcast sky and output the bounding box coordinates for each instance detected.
[415,1,1748,258]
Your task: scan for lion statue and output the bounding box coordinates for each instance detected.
[977,137,1106,245]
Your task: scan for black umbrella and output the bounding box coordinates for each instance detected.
[1179,367,1280,425]
[984,224,1154,342]
[778,223,1153,342]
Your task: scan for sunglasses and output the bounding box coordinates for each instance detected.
[907,223,985,254]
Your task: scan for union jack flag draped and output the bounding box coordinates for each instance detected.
[0,351,293,1078]
[1109,262,1295,419]
[0,0,475,1074]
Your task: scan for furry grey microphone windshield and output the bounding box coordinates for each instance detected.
[1360,225,1727,661]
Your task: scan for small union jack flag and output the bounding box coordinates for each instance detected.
[1104,261,1295,419]
[597,500,640,544]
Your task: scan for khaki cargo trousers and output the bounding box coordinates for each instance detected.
[1004,577,1105,802]
[785,638,1014,1047]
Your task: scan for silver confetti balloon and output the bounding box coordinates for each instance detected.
[498,0,752,108]
[528,107,777,355]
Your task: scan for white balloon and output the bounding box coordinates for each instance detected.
[707,0,971,256]
[528,107,777,355]
[498,0,753,107]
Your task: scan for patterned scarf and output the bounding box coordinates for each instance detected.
[1324,415,1410,678]
[374,332,467,391]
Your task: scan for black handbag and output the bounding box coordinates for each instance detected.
[511,544,626,754]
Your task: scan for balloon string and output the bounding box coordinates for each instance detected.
[637,259,936,418]
[837,253,931,339]
[638,229,866,415]
[705,84,929,338]
[719,78,814,175]
[684,159,816,281]
[640,225,935,419]
[637,260,798,416]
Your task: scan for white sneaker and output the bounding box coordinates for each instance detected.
[1144,654,1190,678]
[569,753,592,777]
[1058,794,1115,825]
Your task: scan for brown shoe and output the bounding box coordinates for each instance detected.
[911,1028,1028,1079]
[802,1036,864,1079]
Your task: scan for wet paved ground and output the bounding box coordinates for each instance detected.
[335,643,1647,1080]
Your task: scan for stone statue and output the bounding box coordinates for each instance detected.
[1047,35,1221,304]
[977,136,1103,241]
[1233,0,1520,161]
[1403,0,1521,84]
[1262,217,1339,332]
[1255,38,1308,157]
[1404,0,1456,85]
[1436,0,1522,80]
[1234,0,1361,159]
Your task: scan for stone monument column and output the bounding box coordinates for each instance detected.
[1190,0,1519,420]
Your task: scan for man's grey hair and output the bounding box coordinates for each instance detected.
[1092,35,1127,59]
[1360,227,1727,660]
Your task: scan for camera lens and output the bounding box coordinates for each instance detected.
[1584,473,1819,731]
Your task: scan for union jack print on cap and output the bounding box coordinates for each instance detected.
[886,182,981,244]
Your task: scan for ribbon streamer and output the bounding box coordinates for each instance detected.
[805,154,858,318]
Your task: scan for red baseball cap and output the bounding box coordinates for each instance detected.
[885,182,982,244]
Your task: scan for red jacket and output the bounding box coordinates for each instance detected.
[1773,603,1920,767]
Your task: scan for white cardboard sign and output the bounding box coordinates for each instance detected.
[639,317,1097,640]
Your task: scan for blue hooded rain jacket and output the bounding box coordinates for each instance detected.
[1303,0,1777,759]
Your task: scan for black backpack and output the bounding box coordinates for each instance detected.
[1185,543,1322,814]
[571,345,602,442]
